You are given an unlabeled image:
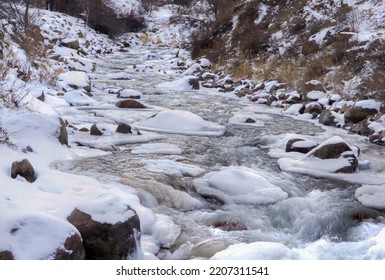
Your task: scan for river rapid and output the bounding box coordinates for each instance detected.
[54,44,385,260]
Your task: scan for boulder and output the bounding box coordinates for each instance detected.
[61,38,80,50]
[11,159,37,183]
[116,123,132,134]
[0,251,14,260]
[302,40,320,55]
[115,99,146,109]
[245,118,256,124]
[286,138,318,154]
[54,233,85,260]
[350,119,374,136]
[58,117,69,146]
[308,137,358,173]
[90,124,103,136]
[344,106,379,124]
[300,102,323,118]
[188,78,200,90]
[303,80,326,93]
[67,208,141,260]
[319,110,337,126]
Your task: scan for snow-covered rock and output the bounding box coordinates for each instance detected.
[59,71,91,93]
[194,167,288,205]
[135,110,225,136]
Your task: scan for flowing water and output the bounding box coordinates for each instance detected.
[55,45,385,259]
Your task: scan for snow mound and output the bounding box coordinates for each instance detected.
[157,76,199,91]
[58,71,90,90]
[0,211,79,260]
[355,185,385,210]
[63,90,97,106]
[194,167,288,205]
[135,110,225,136]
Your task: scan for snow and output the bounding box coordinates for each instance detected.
[118,89,142,99]
[194,167,288,205]
[58,71,90,90]
[157,76,200,91]
[150,214,181,248]
[131,143,182,155]
[135,110,226,136]
[307,90,328,100]
[63,90,97,106]
[355,99,381,110]
[211,241,297,260]
[355,185,385,210]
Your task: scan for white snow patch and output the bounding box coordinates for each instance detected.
[135,110,225,136]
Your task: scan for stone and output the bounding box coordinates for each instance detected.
[37,93,45,102]
[67,208,141,260]
[116,123,132,134]
[301,102,323,118]
[188,78,200,90]
[302,40,320,55]
[79,127,89,132]
[350,119,374,136]
[58,117,69,146]
[11,159,37,183]
[90,124,103,136]
[344,106,379,124]
[308,138,358,173]
[0,251,14,260]
[54,233,85,260]
[319,110,337,126]
[303,80,326,93]
[115,100,146,109]
[245,118,256,123]
[286,138,318,154]
[61,38,80,50]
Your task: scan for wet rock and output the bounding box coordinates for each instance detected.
[11,159,37,183]
[54,233,85,260]
[188,78,200,90]
[245,118,256,123]
[67,208,141,260]
[344,106,378,124]
[116,123,132,134]
[213,221,247,232]
[319,110,337,126]
[115,99,147,109]
[286,138,318,154]
[79,127,89,132]
[308,137,358,173]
